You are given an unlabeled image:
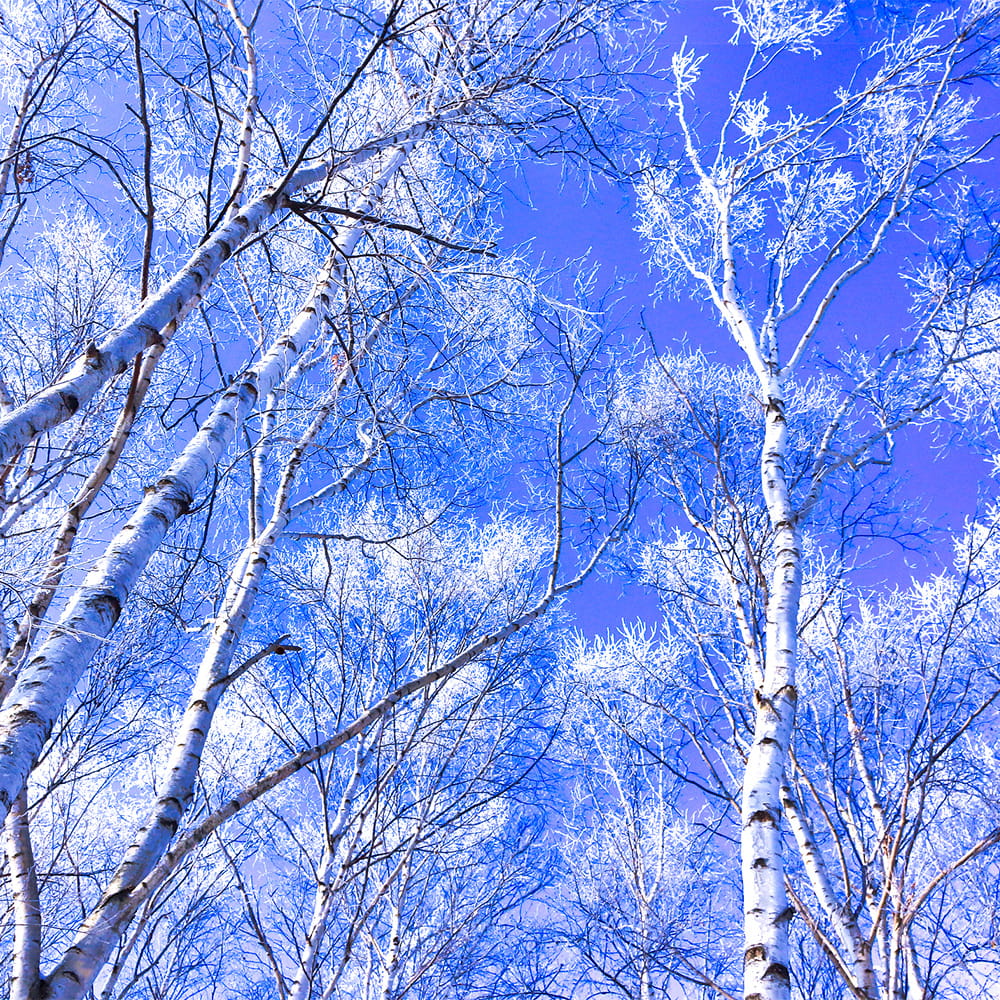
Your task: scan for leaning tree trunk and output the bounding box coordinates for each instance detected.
[0,149,409,829]
[0,119,437,469]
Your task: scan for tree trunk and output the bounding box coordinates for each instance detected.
[741,392,800,1000]
[0,149,408,829]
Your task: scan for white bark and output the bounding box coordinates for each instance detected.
[0,121,435,467]
[740,389,800,1000]
[42,388,344,997]
[708,180,800,999]
[0,163,314,464]
[379,867,410,1000]
[781,781,875,998]
[0,56,49,212]
[220,0,258,223]
[0,149,410,830]
[100,515,619,946]
[2,341,166,684]
[4,791,41,1000]
[286,740,373,1000]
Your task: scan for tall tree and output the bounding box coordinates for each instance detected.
[633,2,1000,997]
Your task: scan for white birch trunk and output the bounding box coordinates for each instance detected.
[377,821,421,1000]
[30,402,618,998]
[286,741,372,1000]
[0,150,409,829]
[0,122,434,467]
[95,893,159,1000]
[112,584,569,923]
[781,781,875,997]
[903,926,924,1000]
[0,60,44,211]
[695,179,802,1000]
[5,790,41,1000]
[379,894,405,1000]
[30,152,412,999]
[741,389,800,1000]
[123,494,621,912]
[2,342,166,684]
[0,162,314,465]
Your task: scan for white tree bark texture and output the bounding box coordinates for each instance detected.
[741,392,800,1000]
[0,120,438,468]
[781,781,875,998]
[0,150,409,831]
[4,790,41,1000]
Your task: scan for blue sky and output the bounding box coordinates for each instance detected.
[496,2,997,634]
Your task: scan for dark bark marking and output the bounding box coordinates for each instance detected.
[86,593,122,624]
[763,962,790,985]
[7,707,47,730]
[748,809,777,826]
[745,945,767,965]
[158,816,178,833]
[96,887,132,909]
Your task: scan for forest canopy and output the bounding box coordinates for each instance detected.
[0,2,999,1000]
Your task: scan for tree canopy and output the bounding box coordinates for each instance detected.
[0,2,999,1000]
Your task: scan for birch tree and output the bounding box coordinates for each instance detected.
[633,3,1000,996]
[0,0,644,995]
[547,630,741,1000]
[548,450,1000,998]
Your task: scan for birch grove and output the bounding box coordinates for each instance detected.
[3,0,1000,998]
[0,0,641,996]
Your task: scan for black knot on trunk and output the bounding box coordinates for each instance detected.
[763,961,791,985]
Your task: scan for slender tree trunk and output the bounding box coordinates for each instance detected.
[0,60,45,213]
[0,150,409,828]
[286,743,371,1000]
[741,391,800,1000]
[0,122,434,467]
[5,790,41,1000]
[120,584,570,921]
[781,781,875,997]
[378,823,421,1000]
[33,152,414,999]
[2,341,166,682]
